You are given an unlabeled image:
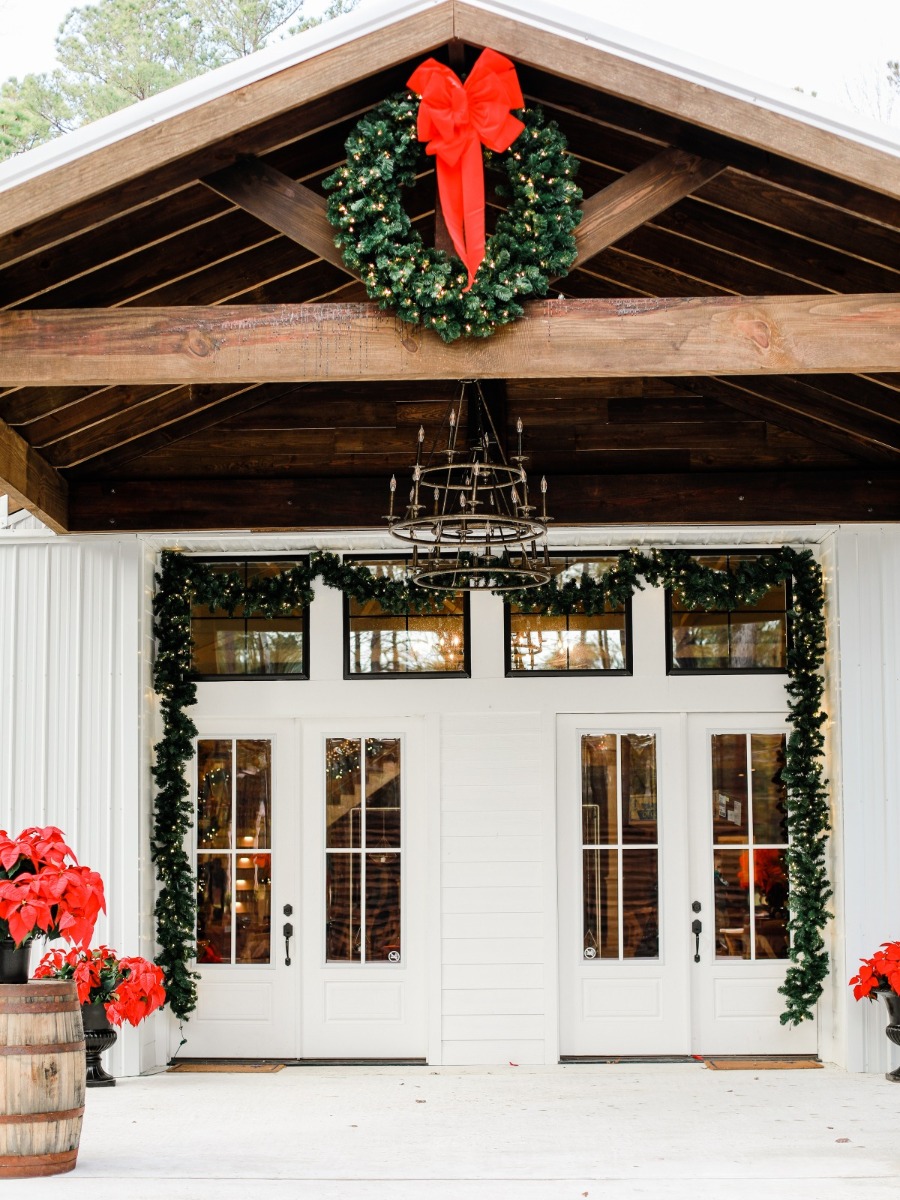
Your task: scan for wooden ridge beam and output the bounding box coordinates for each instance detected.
[2,295,900,385]
[68,468,900,531]
[571,149,723,267]
[0,415,68,532]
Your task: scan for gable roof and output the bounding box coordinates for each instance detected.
[0,0,898,533]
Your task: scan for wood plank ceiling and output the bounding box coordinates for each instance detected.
[1,37,899,532]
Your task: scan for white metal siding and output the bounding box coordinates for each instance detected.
[0,537,147,1075]
[833,527,900,1074]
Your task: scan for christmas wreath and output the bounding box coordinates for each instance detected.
[323,49,583,342]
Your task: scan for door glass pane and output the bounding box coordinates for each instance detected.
[751,734,788,844]
[581,735,617,844]
[236,740,271,847]
[365,738,401,848]
[326,738,362,849]
[583,848,618,959]
[325,736,403,963]
[621,734,658,844]
[197,740,233,849]
[195,737,273,966]
[580,731,660,962]
[711,733,790,960]
[711,734,749,841]
[197,853,231,964]
[365,853,401,961]
[622,849,659,957]
[714,848,747,958]
[235,852,271,964]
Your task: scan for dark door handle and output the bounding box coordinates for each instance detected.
[283,921,294,966]
[691,918,702,963]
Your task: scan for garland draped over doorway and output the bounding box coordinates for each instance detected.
[152,547,830,1026]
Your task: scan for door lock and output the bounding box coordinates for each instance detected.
[691,918,702,963]
[283,921,294,966]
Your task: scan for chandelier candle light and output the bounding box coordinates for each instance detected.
[386,380,553,591]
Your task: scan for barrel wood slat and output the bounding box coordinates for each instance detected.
[0,980,86,1178]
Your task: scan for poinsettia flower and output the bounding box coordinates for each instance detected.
[33,946,166,1027]
[850,941,900,1001]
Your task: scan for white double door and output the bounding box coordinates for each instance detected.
[181,717,428,1060]
[558,713,818,1057]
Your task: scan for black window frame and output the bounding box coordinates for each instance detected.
[189,554,311,682]
[503,554,634,678]
[665,549,792,676]
[342,555,471,680]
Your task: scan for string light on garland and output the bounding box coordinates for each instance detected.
[152,546,829,1025]
[322,89,582,343]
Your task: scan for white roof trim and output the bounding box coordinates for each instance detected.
[0,0,897,197]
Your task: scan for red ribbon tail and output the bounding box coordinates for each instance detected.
[459,137,486,291]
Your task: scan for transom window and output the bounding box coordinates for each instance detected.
[710,733,789,960]
[344,559,468,676]
[506,556,630,674]
[668,554,789,672]
[190,558,309,679]
[325,737,402,963]
[195,738,272,965]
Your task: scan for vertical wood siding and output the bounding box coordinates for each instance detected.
[0,537,146,1075]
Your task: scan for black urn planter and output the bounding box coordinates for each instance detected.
[0,937,31,984]
[877,987,900,1083]
[81,1003,118,1087]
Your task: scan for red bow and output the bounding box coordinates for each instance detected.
[407,48,525,291]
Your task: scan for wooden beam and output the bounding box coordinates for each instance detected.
[68,468,900,531]
[0,416,68,532]
[454,2,900,201]
[572,150,723,266]
[201,158,354,277]
[2,295,900,385]
[0,4,455,244]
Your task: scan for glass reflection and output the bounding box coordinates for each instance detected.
[235,852,271,963]
[711,734,749,841]
[348,562,465,674]
[197,740,233,849]
[326,738,362,849]
[365,853,401,960]
[751,734,788,843]
[365,739,401,848]
[669,555,788,671]
[326,852,361,961]
[622,849,659,958]
[583,848,618,959]
[197,854,231,963]
[621,734,657,843]
[236,740,271,847]
[581,735,618,844]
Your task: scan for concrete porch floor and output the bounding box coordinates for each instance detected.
[15,1063,900,1199]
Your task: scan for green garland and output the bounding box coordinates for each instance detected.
[152,547,830,1025]
[322,93,582,342]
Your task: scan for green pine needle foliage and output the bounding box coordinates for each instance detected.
[323,94,583,342]
[153,546,830,1025]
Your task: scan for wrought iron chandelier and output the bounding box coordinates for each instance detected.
[386,380,554,591]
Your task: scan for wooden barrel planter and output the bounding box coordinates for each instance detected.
[0,980,85,1178]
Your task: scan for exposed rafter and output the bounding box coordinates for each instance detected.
[0,415,68,532]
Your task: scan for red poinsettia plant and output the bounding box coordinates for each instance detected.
[849,942,900,1001]
[0,826,106,948]
[34,945,166,1027]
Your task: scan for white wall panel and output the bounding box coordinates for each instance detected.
[439,712,551,1064]
[832,526,900,1074]
[0,536,147,1076]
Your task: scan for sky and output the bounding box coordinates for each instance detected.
[0,0,897,124]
